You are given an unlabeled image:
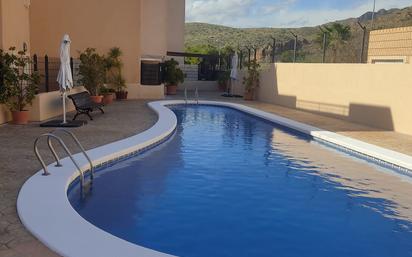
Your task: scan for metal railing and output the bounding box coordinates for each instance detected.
[195,86,199,104]
[34,129,94,191]
[184,84,199,105]
[32,55,80,93]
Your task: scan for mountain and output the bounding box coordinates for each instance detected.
[184,6,412,63]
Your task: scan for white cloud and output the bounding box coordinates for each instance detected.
[259,0,297,15]
[186,0,256,26]
[186,0,412,28]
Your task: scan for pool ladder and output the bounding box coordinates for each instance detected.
[34,129,94,191]
[184,84,199,105]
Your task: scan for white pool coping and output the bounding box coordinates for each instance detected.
[17,100,412,257]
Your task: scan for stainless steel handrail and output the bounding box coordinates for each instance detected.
[195,85,199,104]
[184,84,199,104]
[34,134,85,187]
[49,129,94,181]
[46,135,63,167]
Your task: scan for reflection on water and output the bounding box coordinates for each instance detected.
[69,105,412,257]
[270,129,412,223]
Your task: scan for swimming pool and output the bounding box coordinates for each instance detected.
[68,105,412,257]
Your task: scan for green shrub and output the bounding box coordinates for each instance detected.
[217,70,230,86]
[243,60,260,93]
[78,48,106,96]
[164,59,184,85]
[0,47,40,111]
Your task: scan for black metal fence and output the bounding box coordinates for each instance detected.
[0,61,3,97]
[33,55,78,93]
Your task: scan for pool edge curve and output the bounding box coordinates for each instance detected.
[17,100,412,257]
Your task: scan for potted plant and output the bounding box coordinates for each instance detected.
[78,48,105,103]
[0,47,40,125]
[100,86,115,105]
[112,73,127,100]
[105,47,127,100]
[164,58,184,95]
[217,70,230,92]
[242,60,260,101]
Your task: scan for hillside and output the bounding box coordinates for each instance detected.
[185,6,412,63]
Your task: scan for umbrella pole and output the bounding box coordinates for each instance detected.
[62,91,67,124]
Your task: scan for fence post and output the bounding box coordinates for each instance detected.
[70,57,74,75]
[239,51,243,70]
[247,48,251,69]
[33,54,38,72]
[0,59,3,90]
[357,21,367,64]
[322,32,327,63]
[45,55,49,92]
[271,37,276,63]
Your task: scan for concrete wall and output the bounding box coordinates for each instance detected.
[139,0,185,97]
[140,0,168,57]
[233,63,412,135]
[0,105,10,124]
[0,0,3,48]
[0,0,31,124]
[179,81,218,92]
[368,26,412,64]
[29,0,141,84]
[167,0,185,53]
[29,87,85,121]
[0,0,31,52]
[140,0,185,57]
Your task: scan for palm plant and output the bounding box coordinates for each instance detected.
[317,23,352,63]
[105,47,126,93]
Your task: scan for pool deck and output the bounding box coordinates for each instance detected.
[1,93,412,256]
[172,91,412,156]
[0,100,157,257]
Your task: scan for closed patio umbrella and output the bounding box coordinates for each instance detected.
[230,52,238,82]
[223,52,239,97]
[57,34,73,124]
[40,34,85,127]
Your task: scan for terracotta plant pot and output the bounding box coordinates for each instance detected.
[243,90,254,101]
[12,110,29,125]
[90,95,103,104]
[102,93,114,105]
[166,84,178,95]
[115,91,128,101]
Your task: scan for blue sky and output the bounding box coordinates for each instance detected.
[186,0,412,28]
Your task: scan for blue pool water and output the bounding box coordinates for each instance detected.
[69,105,412,257]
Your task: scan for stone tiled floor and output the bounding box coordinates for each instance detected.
[0,100,157,257]
[2,93,412,257]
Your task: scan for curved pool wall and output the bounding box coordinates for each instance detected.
[18,100,412,257]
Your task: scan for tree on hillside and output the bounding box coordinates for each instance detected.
[184,45,218,65]
[316,23,352,63]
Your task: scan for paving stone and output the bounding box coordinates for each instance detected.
[0,100,157,256]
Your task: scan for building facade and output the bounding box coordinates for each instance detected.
[0,0,185,124]
[368,26,412,64]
